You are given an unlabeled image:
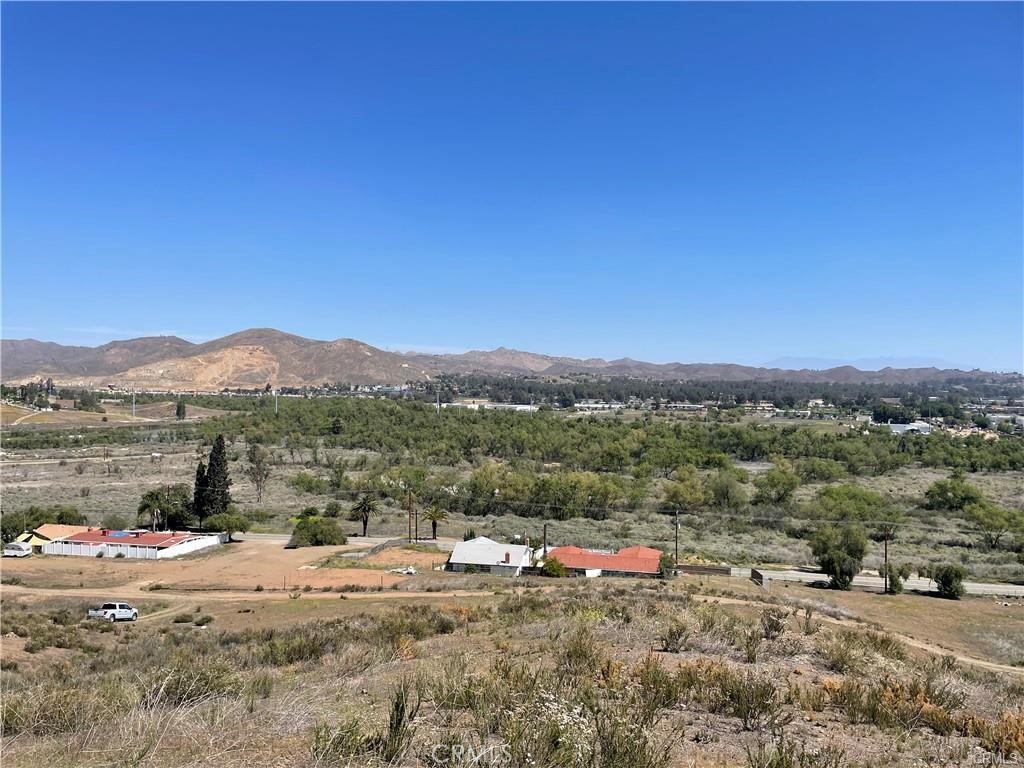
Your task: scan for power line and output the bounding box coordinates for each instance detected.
[184,481,974,534]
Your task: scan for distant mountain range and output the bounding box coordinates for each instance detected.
[0,329,1014,389]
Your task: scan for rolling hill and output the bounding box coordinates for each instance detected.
[0,329,1012,389]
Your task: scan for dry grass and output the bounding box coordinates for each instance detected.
[2,581,1022,768]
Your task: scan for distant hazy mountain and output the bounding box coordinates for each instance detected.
[762,356,966,371]
[0,329,1014,389]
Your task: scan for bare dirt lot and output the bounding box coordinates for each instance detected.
[0,400,225,427]
[0,538,417,592]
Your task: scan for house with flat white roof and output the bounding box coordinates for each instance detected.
[445,536,532,576]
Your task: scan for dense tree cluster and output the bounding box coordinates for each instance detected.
[1,505,86,543]
[198,397,1024,474]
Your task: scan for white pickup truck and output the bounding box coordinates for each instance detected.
[87,602,138,622]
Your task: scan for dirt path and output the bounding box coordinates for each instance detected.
[0,581,497,604]
[695,593,1024,678]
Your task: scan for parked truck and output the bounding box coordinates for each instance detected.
[87,602,138,622]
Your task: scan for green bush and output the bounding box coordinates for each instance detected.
[541,557,567,578]
[924,475,983,511]
[291,517,347,547]
[932,564,967,600]
[810,524,867,590]
[289,472,329,495]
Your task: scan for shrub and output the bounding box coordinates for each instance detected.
[660,619,690,653]
[932,564,967,600]
[143,660,239,706]
[982,711,1024,758]
[291,517,347,547]
[815,633,864,673]
[924,475,983,511]
[289,472,329,495]
[759,608,788,640]
[541,557,567,578]
[311,680,420,764]
[745,736,846,768]
[809,524,867,590]
[556,623,605,681]
[718,671,790,732]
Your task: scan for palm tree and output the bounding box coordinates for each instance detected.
[422,504,449,540]
[137,491,164,532]
[352,493,380,537]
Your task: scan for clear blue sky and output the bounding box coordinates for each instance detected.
[3,2,1021,371]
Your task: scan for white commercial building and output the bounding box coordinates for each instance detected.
[42,529,224,559]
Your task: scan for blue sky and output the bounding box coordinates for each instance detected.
[3,2,1021,371]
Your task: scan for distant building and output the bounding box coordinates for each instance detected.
[445,536,533,576]
[443,400,538,412]
[886,421,933,435]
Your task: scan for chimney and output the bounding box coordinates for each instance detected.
[543,523,548,555]
[504,551,510,564]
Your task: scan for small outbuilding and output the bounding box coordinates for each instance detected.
[17,524,94,553]
[445,536,533,576]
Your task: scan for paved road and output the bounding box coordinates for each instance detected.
[236,532,458,552]
[755,568,1024,598]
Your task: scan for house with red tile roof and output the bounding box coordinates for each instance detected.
[543,544,663,578]
[42,528,223,559]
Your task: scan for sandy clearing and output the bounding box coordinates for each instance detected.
[357,547,447,569]
[0,539,410,591]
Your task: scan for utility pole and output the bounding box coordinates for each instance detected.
[883,536,889,595]
[274,390,279,416]
[132,386,136,418]
[674,508,679,565]
[407,490,413,543]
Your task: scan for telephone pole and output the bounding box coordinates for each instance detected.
[674,509,679,565]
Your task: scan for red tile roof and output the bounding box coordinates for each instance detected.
[62,530,203,548]
[546,545,661,574]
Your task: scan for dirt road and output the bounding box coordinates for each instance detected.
[692,593,1024,678]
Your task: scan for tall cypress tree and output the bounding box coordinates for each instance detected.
[205,434,232,518]
[193,460,208,528]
